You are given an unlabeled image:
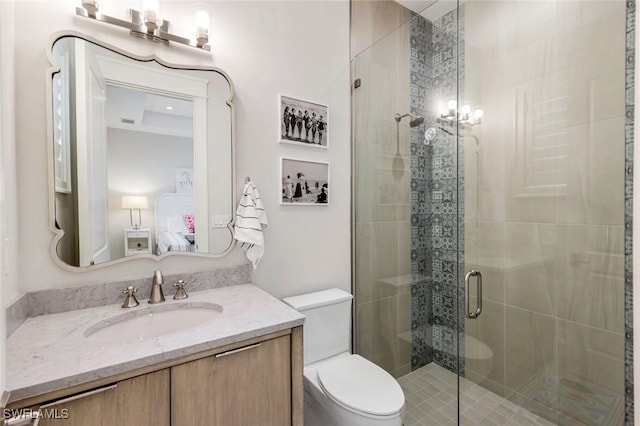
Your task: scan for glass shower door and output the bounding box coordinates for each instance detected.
[457,1,627,424]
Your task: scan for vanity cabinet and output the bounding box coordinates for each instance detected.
[35,369,170,426]
[172,335,291,426]
[10,328,302,426]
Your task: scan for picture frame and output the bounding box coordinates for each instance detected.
[280,157,330,205]
[279,95,329,149]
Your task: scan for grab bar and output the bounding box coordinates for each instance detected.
[465,270,482,319]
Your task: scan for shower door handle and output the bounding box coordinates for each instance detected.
[465,270,482,319]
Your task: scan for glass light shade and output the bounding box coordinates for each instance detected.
[195,10,210,40]
[474,109,484,119]
[82,0,100,10]
[141,0,160,25]
[447,99,457,111]
[460,104,471,115]
[121,196,148,209]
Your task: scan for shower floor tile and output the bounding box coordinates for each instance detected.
[398,363,554,426]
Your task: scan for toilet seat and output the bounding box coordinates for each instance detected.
[316,354,405,417]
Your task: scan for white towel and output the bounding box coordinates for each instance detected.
[234,181,268,268]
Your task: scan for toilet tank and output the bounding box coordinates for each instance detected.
[283,288,353,364]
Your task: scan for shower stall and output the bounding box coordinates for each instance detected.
[352,0,633,424]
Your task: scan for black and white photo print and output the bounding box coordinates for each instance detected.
[279,95,328,148]
[281,158,329,205]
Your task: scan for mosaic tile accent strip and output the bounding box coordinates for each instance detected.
[410,12,434,370]
[625,0,636,424]
[427,6,465,374]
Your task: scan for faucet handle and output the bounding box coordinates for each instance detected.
[122,286,139,308]
[173,280,189,300]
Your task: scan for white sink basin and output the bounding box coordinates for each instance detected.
[84,302,223,344]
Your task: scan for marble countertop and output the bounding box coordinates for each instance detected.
[7,284,305,403]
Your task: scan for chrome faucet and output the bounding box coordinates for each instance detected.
[122,286,139,308]
[148,270,166,304]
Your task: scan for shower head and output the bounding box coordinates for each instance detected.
[410,116,424,127]
[395,113,424,128]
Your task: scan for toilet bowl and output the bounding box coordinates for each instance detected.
[304,353,405,426]
[283,289,405,426]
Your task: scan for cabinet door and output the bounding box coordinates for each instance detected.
[171,335,292,426]
[37,369,170,426]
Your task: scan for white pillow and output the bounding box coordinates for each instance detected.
[164,216,189,234]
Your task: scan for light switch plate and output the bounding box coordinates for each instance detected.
[211,215,230,228]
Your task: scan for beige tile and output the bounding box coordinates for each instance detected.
[465,369,506,399]
[584,119,625,225]
[504,223,557,315]
[355,222,374,304]
[372,221,399,287]
[465,221,506,304]
[476,136,508,223]
[555,225,624,332]
[398,220,411,278]
[356,296,399,373]
[505,307,556,395]
[350,0,411,58]
[397,293,412,368]
[465,299,506,390]
[557,319,624,396]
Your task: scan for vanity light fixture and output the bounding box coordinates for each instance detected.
[122,195,149,230]
[438,99,483,128]
[76,1,211,51]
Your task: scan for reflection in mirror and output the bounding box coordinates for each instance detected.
[50,35,235,268]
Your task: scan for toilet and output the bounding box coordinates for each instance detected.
[283,288,405,426]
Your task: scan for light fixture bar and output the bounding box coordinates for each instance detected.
[75,6,211,51]
[438,99,483,129]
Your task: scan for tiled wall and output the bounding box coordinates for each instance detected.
[421,8,466,373]
[352,1,413,378]
[462,1,628,422]
[353,6,634,421]
[409,13,434,370]
[624,1,636,423]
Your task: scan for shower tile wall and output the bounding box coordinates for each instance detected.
[409,13,434,370]
[353,0,413,378]
[423,8,466,373]
[624,1,635,423]
[352,3,467,376]
[462,2,627,421]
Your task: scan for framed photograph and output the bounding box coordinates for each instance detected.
[281,157,330,205]
[279,95,329,148]
[175,168,194,194]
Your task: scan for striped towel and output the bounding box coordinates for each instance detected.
[234,181,268,268]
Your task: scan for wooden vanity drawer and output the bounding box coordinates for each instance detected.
[171,335,292,426]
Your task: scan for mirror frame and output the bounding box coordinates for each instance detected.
[46,31,237,271]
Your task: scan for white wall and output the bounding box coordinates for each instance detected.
[1,0,18,393]
[11,0,350,298]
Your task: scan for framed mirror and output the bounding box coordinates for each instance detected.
[47,33,236,269]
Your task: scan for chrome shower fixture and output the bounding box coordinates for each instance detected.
[395,113,424,128]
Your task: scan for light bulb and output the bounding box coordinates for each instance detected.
[474,109,484,119]
[447,99,457,111]
[82,0,101,16]
[461,104,471,115]
[195,10,210,41]
[141,0,160,27]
